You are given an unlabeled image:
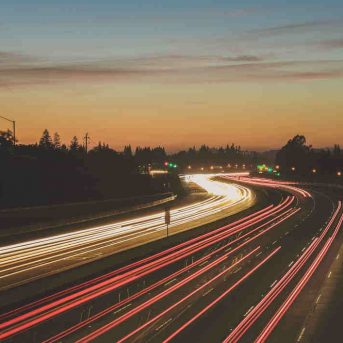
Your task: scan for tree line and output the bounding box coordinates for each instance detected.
[0,129,175,208]
[2,128,340,208]
[171,144,259,168]
[275,135,343,177]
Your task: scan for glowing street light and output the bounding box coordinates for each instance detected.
[312,169,317,174]
[275,165,280,170]
[337,171,342,177]
[187,165,192,170]
[200,167,204,171]
[210,166,214,170]
[291,166,296,172]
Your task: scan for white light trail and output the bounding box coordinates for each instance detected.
[0,175,253,287]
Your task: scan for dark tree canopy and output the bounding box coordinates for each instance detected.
[53,132,62,149]
[0,130,14,149]
[39,129,53,149]
[0,129,176,208]
[276,135,343,176]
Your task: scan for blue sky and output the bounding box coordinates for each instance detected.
[2,0,343,60]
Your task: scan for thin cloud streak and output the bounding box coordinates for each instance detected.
[317,38,343,49]
[251,19,343,36]
[1,51,343,88]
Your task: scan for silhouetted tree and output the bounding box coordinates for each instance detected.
[39,129,54,149]
[123,145,133,157]
[53,132,62,150]
[333,144,341,156]
[69,136,80,152]
[0,130,14,150]
[275,135,343,177]
[276,135,312,175]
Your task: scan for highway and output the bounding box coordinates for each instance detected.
[0,174,253,290]
[0,175,342,343]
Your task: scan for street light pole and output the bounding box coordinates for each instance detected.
[0,115,16,146]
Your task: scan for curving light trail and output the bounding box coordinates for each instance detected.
[0,175,252,288]
[224,201,342,343]
[0,196,295,341]
[255,202,343,343]
[2,175,319,343]
[222,175,312,198]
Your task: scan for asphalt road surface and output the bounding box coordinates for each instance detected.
[0,175,342,343]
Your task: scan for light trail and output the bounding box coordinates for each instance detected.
[223,175,312,198]
[0,201,279,326]
[224,202,342,343]
[77,208,297,343]
[116,248,283,343]
[77,248,262,343]
[0,197,295,340]
[254,202,343,343]
[46,202,298,342]
[0,204,275,323]
[0,175,253,288]
[159,247,282,343]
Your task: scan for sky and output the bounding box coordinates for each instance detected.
[0,0,343,152]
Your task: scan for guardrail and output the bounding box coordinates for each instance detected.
[0,193,177,238]
[0,193,174,213]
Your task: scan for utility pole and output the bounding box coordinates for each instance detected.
[0,115,16,146]
[84,132,90,153]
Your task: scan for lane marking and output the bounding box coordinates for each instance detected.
[164,278,177,287]
[202,288,214,297]
[113,303,132,315]
[297,327,306,342]
[244,306,254,317]
[155,318,172,331]
[270,280,278,288]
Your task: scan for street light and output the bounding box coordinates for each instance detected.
[291,166,296,172]
[0,115,16,146]
[312,169,317,174]
[337,171,342,177]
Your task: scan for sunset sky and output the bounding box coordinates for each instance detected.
[1,0,343,152]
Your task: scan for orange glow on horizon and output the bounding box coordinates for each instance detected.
[1,80,342,152]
